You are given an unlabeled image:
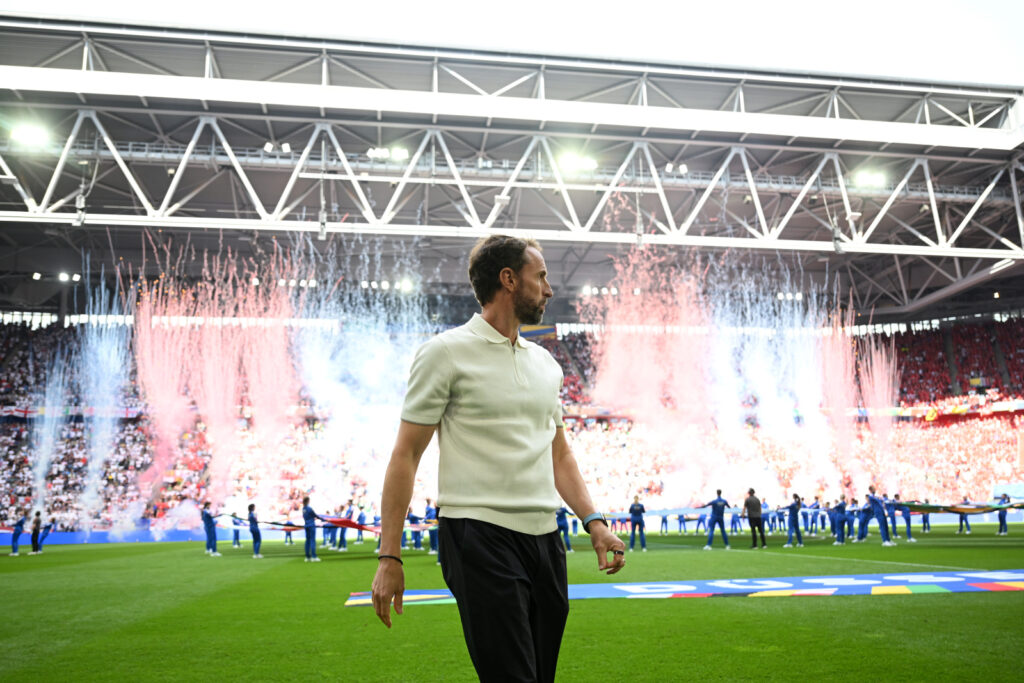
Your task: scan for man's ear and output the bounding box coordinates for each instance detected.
[499,267,516,291]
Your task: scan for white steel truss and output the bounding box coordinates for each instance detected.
[1,19,1024,317]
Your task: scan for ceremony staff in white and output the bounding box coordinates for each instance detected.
[371,235,626,683]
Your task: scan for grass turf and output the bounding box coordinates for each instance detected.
[2,524,1022,681]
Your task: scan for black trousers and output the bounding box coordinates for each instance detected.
[439,518,569,683]
[749,517,766,547]
[31,531,40,553]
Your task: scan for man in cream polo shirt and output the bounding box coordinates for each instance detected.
[372,235,626,682]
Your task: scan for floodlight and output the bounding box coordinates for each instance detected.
[11,122,48,147]
[251,277,259,286]
[400,278,413,292]
[632,287,641,295]
[32,272,41,280]
[370,281,379,289]
[289,279,297,287]
[360,280,370,289]
[280,142,292,154]
[777,292,784,300]
[263,142,274,153]
[559,153,598,175]
[600,287,609,295]
[278,278,286,287]
[795,292,803,301]
[390,147,409,161]
[665,162,674,173]
[380,280,391,291]
[994,292,1000,299]
[610,287,619,296]
[58,272,69,282]
[785,292,793,300]
[676,163,688,174]
[307,279,317,288]
[299,279,307,288]
[853,170,886,188]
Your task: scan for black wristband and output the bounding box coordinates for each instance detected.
[378,554,403,565]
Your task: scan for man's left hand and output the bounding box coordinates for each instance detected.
[590,523,626,574]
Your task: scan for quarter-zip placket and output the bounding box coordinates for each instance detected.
[510,339,526,385]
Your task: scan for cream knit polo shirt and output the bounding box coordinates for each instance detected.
[401,313,564,535]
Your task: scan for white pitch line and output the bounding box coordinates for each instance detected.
[732,548,981,572]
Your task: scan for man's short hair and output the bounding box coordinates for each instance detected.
[748,488,755,495]
[467,235,541,306]
[716,489,722,496]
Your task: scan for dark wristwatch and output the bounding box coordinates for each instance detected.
[582,512,607,534]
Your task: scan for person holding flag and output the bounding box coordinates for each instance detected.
[783,494,804,548]
[8,510,26,556]
[832,495,847,545]
[37,517,56,553]
[921,499,932,533]
[894,494,915,542]
[303,496,321,562]
[701,489,731,550]
[201,502,221,556]
[957,496,972,534]
[628,496,646,552]
[248,504,263,559]
[996,493,1010,535]
[356,506,368,545]
[864,486,895,546]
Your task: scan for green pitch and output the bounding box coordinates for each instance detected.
[3,525,1022,681]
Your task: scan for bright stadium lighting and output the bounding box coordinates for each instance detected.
[795,292,803,301]
[777,292,784,300]
[278,278,286,287]
[676,163,688,174]
[399,278,413,292]
[32,272,41,280]
[263,141,274,153]
[380,280,391,291]
[360,280,370,289]
[785,292,793,300]
[251,277,259,286]
[10,122,49,147]
[581,285,592,296]
[665,162,674,173]
[994,292,1000,299]
[600,287,609,295]
[390,147,409,161]
[610,287,619,296]
[72,273,81,282]
[299,279,307,288]
[632,287,641,295]
[58,272,69,282]
[853,170,886,188]
[289,279,297,288]
[370,280,379,289]
[558,153,598,176]
[280,142,292,154]
[367,147,389,160]
[307,279,317,288]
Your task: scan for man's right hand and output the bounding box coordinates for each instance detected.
[371,558,405,628]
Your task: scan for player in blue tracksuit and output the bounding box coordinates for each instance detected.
[762,500,774,533]
[302,497,321,561]
[864,487,894,545]
[425,500,439,554]
[555,505,573,552]
[808,497,821,534]
[701,490,730,549]
[201,503,220,556]
[407,507,423,550]
[894,494,915,542]
[921,499,931,533]
[37,517,56,552]
[884,494,899,538]
[9,511,26,556]
[337,501,355,551]
[832,496,847,544]
[957,496,972,534]
[660,514,669,535]
[730,510,742,534]
[628,496,646,551]
[801,498,810,532]
[248,504,262,558]
[784,495,804,547]
[677,513,688,534]
[356,506,367,544]
[231,513,244,548]
[571,515,578,536]
[695,511,707,534]
[325,506,339,548]
[996,494,1010,535]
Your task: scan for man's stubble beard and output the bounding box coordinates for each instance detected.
[513,289,545,325]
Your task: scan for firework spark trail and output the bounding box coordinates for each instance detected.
[77,271,131,530]
[580,245,899,504]
[134,278,195,498]
[292,236,440,507]
[859,333,902,492]
[31,344,70,511]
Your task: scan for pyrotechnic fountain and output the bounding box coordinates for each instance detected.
[580,246,900,505]
[31,344,70,511]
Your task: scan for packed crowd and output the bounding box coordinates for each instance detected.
[1,316,1022,530]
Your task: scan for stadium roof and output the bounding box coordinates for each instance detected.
[1,4,1023,322]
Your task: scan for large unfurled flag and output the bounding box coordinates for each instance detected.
[901,501,1024,515]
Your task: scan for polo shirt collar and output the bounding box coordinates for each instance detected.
[467,313,528,347]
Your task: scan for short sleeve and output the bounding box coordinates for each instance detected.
[552,358,565,429]
[401,336,452,425]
